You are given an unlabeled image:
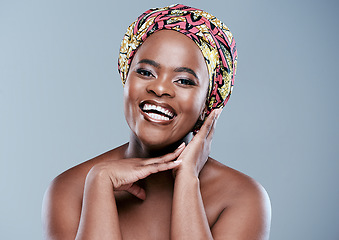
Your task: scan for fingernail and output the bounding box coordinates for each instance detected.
[174,159,182,164]
[215,108,223,119]
[178,142,185,149]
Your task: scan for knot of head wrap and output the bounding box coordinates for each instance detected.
[118,4,237,120]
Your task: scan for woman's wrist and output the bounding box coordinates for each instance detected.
[175,167,200,182]
[85,164,114,189]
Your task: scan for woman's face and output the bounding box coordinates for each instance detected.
[124,30,209,149]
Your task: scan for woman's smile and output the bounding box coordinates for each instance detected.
[139,100,177,124]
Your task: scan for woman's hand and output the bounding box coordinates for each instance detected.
[174,109,222,178]
[89,145,185,200]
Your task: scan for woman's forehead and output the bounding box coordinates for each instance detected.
[132,30,209,77]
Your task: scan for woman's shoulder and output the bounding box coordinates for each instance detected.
[200,157,271,210]
[47,143,128,191]
[42,144,127,212]
[200,158,271,235]
[54,144,125,182]
[42,144,128,237]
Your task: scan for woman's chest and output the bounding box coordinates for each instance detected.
[114,189,224,239]
[117,193,173,239]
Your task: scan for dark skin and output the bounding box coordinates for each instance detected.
[42,30,271,239]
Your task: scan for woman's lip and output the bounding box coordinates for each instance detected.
[139,107,175,124]
[139,100,177,125]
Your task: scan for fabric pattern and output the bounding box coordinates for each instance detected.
[118,4,237,124]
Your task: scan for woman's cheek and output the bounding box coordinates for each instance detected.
[123,80,139,127]
[181,89,206,115]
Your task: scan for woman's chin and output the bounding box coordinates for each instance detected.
[137,130,176,148]
[134,127,190,151]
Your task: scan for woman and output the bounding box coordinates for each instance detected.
[42,4,271,239]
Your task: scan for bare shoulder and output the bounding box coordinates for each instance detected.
[200,158,271,239]
[201,158,270,205]
[42,144,127,239]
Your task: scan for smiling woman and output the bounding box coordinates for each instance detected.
[42,4,271,240]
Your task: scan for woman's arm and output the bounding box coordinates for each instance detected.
[42,166,124,240]
[42,147,184,240]
[170,110,271,239]
[171,110,220,239]
[171,171,213,239]
[172,172,271,240]
[75,167,122,240]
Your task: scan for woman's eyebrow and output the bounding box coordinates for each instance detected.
[174,67,198,79]
[137,59,198,79]
[137,59,160,68]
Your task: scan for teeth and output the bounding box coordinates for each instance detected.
[146,112,170,121]
[142,104,174,118]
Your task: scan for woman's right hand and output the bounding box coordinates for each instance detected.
[89,143,185,200]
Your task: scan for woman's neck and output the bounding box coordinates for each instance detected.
[123,132,191,193]
[124,132,191,159]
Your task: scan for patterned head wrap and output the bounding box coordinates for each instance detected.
[118,4,237,128]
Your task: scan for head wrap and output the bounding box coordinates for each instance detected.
[118,4,237,126]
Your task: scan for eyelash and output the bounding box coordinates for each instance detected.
[175,78,196,86]
[136,69,154,77]
[136,68,196,86]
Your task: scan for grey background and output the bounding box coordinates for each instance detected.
[1,0,338,239]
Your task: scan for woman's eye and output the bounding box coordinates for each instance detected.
[176,79,196,86]
[136,69,153,77]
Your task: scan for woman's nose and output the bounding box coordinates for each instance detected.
[146,77,175,97]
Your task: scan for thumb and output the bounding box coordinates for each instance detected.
[126,183,146,200]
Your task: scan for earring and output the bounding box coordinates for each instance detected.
[199,109,207,121]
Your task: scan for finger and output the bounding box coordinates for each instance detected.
[126,183,146,200]
[131,158,182,182]
[146,159,183,174]
[206,120,217,142]
[197,109,220,138]
[144,143,185,165]
[206,109,222,141]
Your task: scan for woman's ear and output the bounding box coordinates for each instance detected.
[199,105,208,121]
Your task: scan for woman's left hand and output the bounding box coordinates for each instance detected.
[174,108,222,178]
